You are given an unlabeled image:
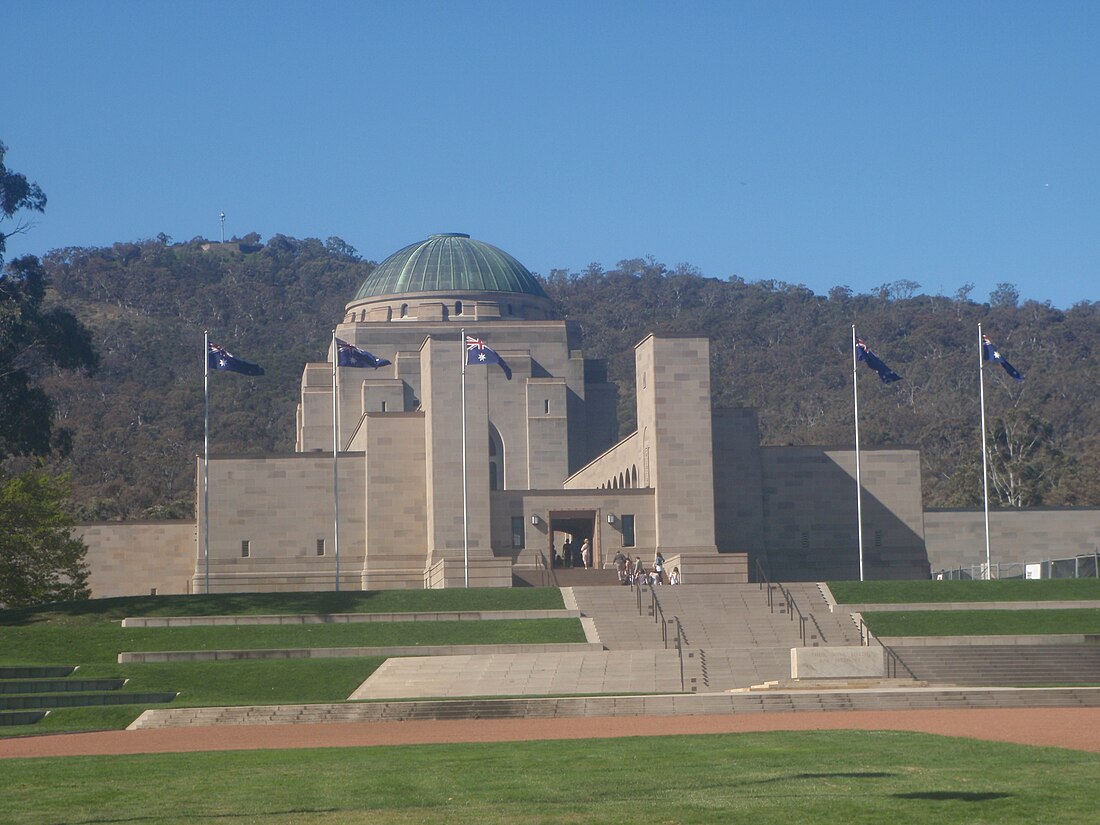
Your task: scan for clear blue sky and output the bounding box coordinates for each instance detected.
[7,1,1099,309]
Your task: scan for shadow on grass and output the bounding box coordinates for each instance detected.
[895,791,1013,802]
[68,807,341,824]
[752,771,899,784]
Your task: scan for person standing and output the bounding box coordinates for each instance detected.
[580,538,591,570]
[653,551,666,585]
[613,550,628,583]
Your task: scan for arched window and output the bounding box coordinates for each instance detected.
[488,423,504,491]
[455,301,463,316]
[631,465,638,487]
[400,303,409,318]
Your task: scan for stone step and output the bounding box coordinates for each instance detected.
[0,666,76,680]
[128,686,1100,730]
[0,710,48,727]
[0,692,178,711]
[0,678,126,695]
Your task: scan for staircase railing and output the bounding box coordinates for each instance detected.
[755,558,777,612]
[858,617,918,680]
[673,616,686,691]
[776,582,808,644]
[534,549,558,588]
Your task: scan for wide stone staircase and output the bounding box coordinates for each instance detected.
[571,582,863,692]
[126,584,1100,730]
[886,643,1100,686]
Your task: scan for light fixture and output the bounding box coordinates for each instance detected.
[531,515,540,525]
[607,513,616,524]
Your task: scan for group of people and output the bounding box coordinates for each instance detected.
[551,537,592,569]
[554,538,683,586]
[612,550,680,586]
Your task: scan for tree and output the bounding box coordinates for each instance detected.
[990,282,1020,309]
[0,467,89,608]
[0,141,47,269]
[1,255,98,457]
[1,141,99,458]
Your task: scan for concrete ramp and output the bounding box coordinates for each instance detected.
[349,649,686,699]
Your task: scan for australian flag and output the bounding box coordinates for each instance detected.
[336,338,391,369]
[208,342,264,376]
[982,334,1024,381]
[855,337,902,384]
[466,335,512,379]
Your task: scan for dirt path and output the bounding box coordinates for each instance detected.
[3,707,1100,759]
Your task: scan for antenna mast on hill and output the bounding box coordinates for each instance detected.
[219,212,225,243]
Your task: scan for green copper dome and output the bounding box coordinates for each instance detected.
[353,233,548,300]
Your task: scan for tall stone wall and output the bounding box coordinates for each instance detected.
[925,509,1100,574]
[759,447,928,581]
[362,413,428,589]
[635,335,717,555]
[712,408,766,564]
[195,453,365,592]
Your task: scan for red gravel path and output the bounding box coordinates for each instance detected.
[3,707,1100,759]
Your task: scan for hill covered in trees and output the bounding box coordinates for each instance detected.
[19,235,1100,521]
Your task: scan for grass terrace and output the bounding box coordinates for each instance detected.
[827,578,1100,605]
[0,588,578,737]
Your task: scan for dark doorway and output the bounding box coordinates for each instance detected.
[549,511,596,570]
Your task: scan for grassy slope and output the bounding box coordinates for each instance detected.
[827,579,1100,604]
[863,608,1100,637]
[2,732,1099,824]
[0,589,576,737]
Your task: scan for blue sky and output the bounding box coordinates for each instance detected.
[6,1,1099,309]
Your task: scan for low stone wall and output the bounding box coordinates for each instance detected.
[77,521,196,598]
[790,646,884,679]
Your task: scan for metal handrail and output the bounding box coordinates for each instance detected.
[535,549,559,588]
[776,582,808,644]
[755,558,776,612]
[674,616,685,691]
[858,617,918,680]
[650,587,669,648]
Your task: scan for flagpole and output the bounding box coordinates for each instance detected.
[852,326,865,582]
[203,330,210,594]
[332,329,341,592]
[460,328,469,589]
[978,322,992,580]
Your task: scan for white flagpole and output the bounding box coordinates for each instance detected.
[332,329,341,592]
[203,329,210,594]
[978,322,992,579]
[852,325,865,582]
[461,328,469,589]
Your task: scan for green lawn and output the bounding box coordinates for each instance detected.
[0,658,386,737]
[0,618,585,664]
[0,587,566,627]
[0,589,581,738]
[828,579,1100,605]
[2,731,1098,824]
[864,608,1100,637]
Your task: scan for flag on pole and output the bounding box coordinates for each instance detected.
[336,338,391,369]
[465,335,512,379]
[208,342,264,376]
[855,338,902,383]
[982,334,1024,381]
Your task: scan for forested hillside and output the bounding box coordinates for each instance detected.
[20,236,1100,520]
